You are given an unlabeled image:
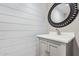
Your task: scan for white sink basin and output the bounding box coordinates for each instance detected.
[37,32,75,43]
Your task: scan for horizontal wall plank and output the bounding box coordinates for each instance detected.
[0,3,48,56]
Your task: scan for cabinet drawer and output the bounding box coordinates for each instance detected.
[40,40,48,45]
[39,38,64,46]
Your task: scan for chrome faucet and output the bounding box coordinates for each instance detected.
[55,29,61,35]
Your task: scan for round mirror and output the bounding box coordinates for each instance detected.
[51,4,70,23]
[48,3,78,28]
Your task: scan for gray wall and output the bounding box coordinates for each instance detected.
[0,3,48,56]
[47,3,79,56]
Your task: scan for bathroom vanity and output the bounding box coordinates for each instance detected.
[37,32,75,56]
[37,3,77,56]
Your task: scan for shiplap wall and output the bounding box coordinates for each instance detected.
[0,3,48,56]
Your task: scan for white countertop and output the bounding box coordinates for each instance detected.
[37,32,75,43]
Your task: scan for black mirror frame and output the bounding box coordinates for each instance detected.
[48,3,78,28]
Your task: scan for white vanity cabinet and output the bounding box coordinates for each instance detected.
[37,32,74,56]
[39,38,73,56]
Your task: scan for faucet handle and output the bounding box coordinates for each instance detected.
[55,29,61,35]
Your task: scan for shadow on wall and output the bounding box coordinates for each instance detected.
[73,39,79,56]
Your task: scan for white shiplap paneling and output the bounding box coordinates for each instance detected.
[0,3,48,56]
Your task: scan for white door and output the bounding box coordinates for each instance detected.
[49,44,58,56]
[39,40,49,56]
[49,43,66,56]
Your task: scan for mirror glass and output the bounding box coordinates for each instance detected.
[51,4,70,23]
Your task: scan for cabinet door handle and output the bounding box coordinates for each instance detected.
[49,45,57,48]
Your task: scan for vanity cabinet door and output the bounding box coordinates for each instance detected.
[49,43,66,56]
[49,44,58,56]
[39,40,49,56]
